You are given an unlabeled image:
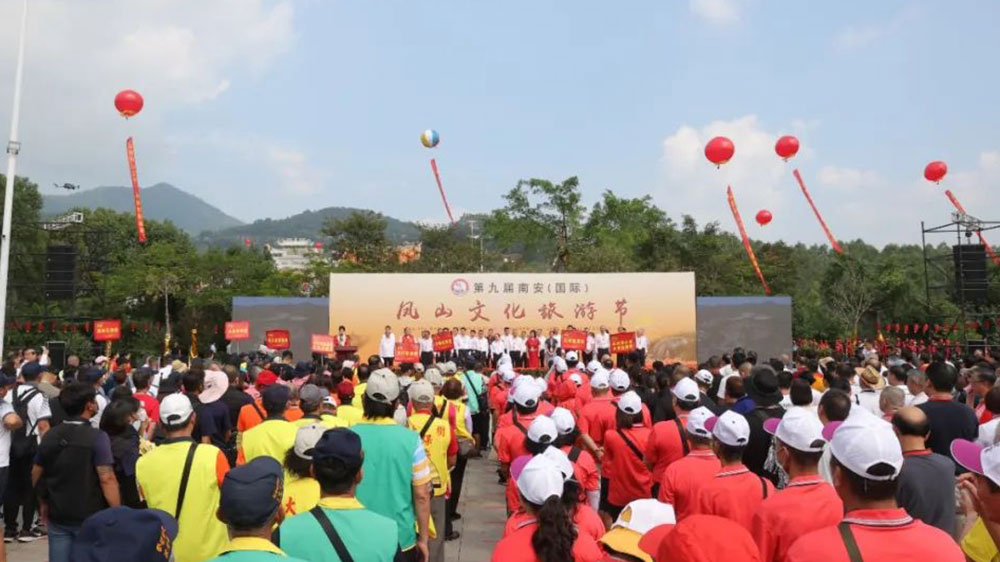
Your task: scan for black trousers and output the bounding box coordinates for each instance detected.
[597,348,610,362]
[446,455,468,534]
[510,351,522,367]
[4,453,36,532]
[472,410,490,449]
[420,352,434,367]
[381,356,394,367]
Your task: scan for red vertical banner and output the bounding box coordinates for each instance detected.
[793,169,843,254]
[126,137,147,243]
[727,186,771,295]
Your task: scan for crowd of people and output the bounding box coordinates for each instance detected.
[4,337,1000,560]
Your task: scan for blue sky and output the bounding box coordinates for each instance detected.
[1,0,999,245]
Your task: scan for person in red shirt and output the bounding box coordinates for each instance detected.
[658,406,720,520]
[751,408,842,562]
[785,410,964,561]
[550,406,601,511]
[492,454,604,562]
[603,391,653,521]
[547,356,578,408]
[565,351,592,408]
[577,370,615,450]
[692,410,775,531]
[496,377,556,430]
[496,380,545,510]
[971,367,996,424]
[646,377,701,497]
[131,368,159,439]
[503,415,559,514]
[639,515,762,562]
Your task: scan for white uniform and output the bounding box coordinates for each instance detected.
[419,337,434,353]
[379,333,396,358]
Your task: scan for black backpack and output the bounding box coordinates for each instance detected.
[11,386,42,458]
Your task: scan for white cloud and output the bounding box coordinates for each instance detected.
[266,146,326,196]
[834,25,886,50]
[816,166,885,191]
[689,0,740,25]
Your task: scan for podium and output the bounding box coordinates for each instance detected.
[335,346,358,361]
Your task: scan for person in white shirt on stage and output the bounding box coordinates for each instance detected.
[489,335,506,368]
[501,328,514,355]
[455,328,469,362]
[635,328,649,367]
[379,325,396,367]
[419,330,435,367]
[477,330,489,361]
[585,331,596,364]
[595,327,611,362]
[511,331,526,367]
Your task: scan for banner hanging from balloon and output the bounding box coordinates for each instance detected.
[429,158,455,225]
[727,186,770,295]
[126,138,147,243]
[793,169,842,254]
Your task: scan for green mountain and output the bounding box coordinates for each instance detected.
[42,183,244,235]
[196,207,422,247]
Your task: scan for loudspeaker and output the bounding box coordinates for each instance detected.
[44,245,76,300]
[953,244,988,303]
[46,340,66,371]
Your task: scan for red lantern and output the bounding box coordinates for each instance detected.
[755,209,773,226]
[244,238,252,247]
[704,136,735,167]
[775,135,799,160]
[924,160,947,183]
[314,242,323,250]
[114,90,144,118]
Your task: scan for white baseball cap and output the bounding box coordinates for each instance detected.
[407,379,436,404]
[293,423,327,460]
[501,366,517,383]
[527,415,558,445]
[610,369,631,392]
[694,369,714,386]
[550,407,576,435]
[160,393,194,425]
[587,360,602,374]
[824,408,903,481]
[553,356,568,373]
[953,440,1000,487]
[672,378,700,402]
[542,446,575,481]
[516,454,564,505]
[686,406,714,439]
[569,373,583,386]
[366,368,400,404]
[512,379,543,408]
[617,390,643,415]
[764,407,826,453]
[566,351,579,363]
[498,354,512,367]
[590,369,610,390]
[705,410,750,447]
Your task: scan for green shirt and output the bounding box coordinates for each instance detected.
[277,497,401,562]
[461,370,484,414]
[351,419,432,550]
[206,537,308,562]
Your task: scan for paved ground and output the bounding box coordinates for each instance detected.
[6,455,506,562]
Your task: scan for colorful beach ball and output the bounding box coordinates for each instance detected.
[420,129,440,148]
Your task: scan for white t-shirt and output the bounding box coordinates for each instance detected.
[512,337,525,353]
[979,418,1000,446]
[11,384,51,443]
[489,341,506,355]
[478,337,489,353]
[585,335,596,353]
[595,333,610,349]
[379,334,396,357]
[908,392,928,406]
[418,337,434,353]
[92,393,109,429]
[0,399,14,468]
[854,389,883,418]
[455,335,468,350]
[636,335,648,351]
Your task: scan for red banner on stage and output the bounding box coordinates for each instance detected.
[610,332,636,354]
[265,329,291,350]
[396,343,420,363]
[93,320,122,342]
[432,331,454,352]
[225,321,250,341]
[311,334,335,354]
[561,330,587,351]
[126,138,147,243]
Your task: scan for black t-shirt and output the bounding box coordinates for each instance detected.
[896,451,957,536]
[220,387,253,426]
[918,398,978,472]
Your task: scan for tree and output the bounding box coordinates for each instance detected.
[406,224,482,273]
[824,255,876,336]
[320,211,393,270]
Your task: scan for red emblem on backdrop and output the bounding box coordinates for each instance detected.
[451,278,469,297]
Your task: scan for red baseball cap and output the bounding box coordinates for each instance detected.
[255,370,278,388]
[639,515,760,562]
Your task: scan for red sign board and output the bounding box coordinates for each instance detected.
[561,330,587,351]
[265,329,291,350]
[93,320,122,342]
[610,331,637,354]
[432,331,454,352]
[311,334,335,354]
[225,321,250,341]
[396,343,420,363]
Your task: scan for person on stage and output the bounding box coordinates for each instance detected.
[379,325,396,367]
[636,328,648,367]
[335,325,351,347]
[596,327,611,363]
[526,330,541,370]
[512,331,526,368]
[419,330,434,368]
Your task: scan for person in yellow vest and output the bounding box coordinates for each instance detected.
[335,380,363,426]
[136,393,230,562]
[407,380,457,562]
[280,423,325,517]
[238,385,298,465]
[441,378,476,539]
[351,363,372,408]
[423,368,448,412]
[294,384,347,430]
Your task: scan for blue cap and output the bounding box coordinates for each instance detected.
[261,384,290,412]
[0,372,16,387]
[71,507,178,562]
[81,367,105,384]
[20,361,42,378]
[219,457,284,528]
[313,427,363,469]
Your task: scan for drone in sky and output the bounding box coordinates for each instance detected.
[54,183,80,191]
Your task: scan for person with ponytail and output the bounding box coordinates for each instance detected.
[602,391,653,521]
[491,454,603,562]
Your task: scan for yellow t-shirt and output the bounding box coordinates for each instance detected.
[337,404,364,426]
[352,383,367,408]
[963,517,1000,562]
[282,475,321,517]
[239,418,297,465]
[407,409,453,497]
[295,414,348,430]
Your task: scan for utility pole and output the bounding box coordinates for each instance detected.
[0,0,30,357]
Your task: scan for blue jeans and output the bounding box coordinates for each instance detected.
[48,522,81,562]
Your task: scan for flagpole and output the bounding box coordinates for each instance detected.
[0,0,29,357]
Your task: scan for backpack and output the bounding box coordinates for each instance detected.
[11,386,42,458]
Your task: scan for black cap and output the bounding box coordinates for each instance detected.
[20,361,43,378]
[81,367,105,384]
[313,428,363,469]
[261,384,290,412]
[71,507,178,562]
[219,457,284,528]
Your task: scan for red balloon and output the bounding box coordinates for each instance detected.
[924,160,947,183]
[704,136,735,166]
[775,135,799,160]
[755,209,773,226]
[114,90,144,118]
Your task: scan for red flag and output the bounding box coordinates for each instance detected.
[727,186,770,294]
[793,169,843,254]
[922,323,929,334]
[904,324,910,335]
[126,138,147,243]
